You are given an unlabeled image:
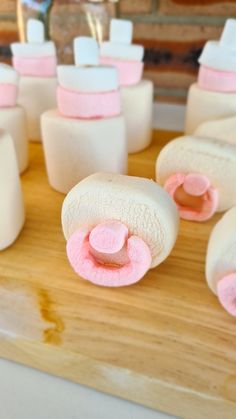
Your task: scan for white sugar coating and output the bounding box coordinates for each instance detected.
[73,37,99,66]
[100,41,144,62]
[11,41,56,58]
[27,19,45,43]
[0,64,18,85]
[219,18,236,49]
[57,65,118,92]
[110,19,133,44]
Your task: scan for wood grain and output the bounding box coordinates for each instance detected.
[1,130,236,419]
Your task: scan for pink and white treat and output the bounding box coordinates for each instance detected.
[42,37,127,194]
[0,64,28,173]
[11,19,57,142]
[100,19,153,153]
[206,207,236,316]
[62,172,179,287]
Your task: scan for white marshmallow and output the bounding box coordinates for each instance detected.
[18,76,57,142]
[41,110,127,194]
[62,172,179,268]
[73,37,99,67]
[27,19,45,44]
[121,80,153,153]
[0,64,18,85]
[110,19,133,44]
[194,115,236,146]
[57,65,118,93]
[206,207,236,294]
[185,83,236,134]
[156,135,236,212]
[219,18,236,50]
[0,107,28,174]
[11,41,56,58]
[100,41,144,62]
[0,131,25,250]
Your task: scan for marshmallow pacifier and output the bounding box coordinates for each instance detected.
[100,19,153,154]
[206,207,236,316]
[0,64,28,173]
[11,19,57,142]
[42,37,127,194]
[62,173,179,287]
[186,19,236,136]
[156,136,236,221]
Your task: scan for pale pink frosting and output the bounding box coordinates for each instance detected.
[57,85,121,119]
[164,172,219,221]
[198,65,236,92]
[217,273,236,316]
[100,56,144,86]
[66,221,152,287]
[0,84,17,107]
[12,56,57,77]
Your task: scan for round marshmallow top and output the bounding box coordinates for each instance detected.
[27,19,45,43]
[0,64,18,85]
[74,37,99,66]
[198,18,236,71]
[100,18,144,62]
[57,65,118,93]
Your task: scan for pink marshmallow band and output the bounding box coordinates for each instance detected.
[0,84,17,107]
[198,65,236,93]
[66,220,152,287]
[12,56,57,77]
[100,56,144,86]
[217,273,236,317]
[164,173,218,222]
[57,85,121,119]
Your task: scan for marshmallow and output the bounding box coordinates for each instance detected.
[206,207,236,316]
[74,37,99,67]
[156,135,236,220]
[110,19,133,44]
[11,41,56,58]
[41,110,127,194]
[62,172,179,286]
[57,65,119,93]
[100,41,144,62]
[185,83,236,134]
[27,18,45,43]
[0,64,18,85]
[198,66,236,93]
[0,131,25,250]
[194,115,236,146]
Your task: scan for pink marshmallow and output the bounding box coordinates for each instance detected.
[57,85,121,119]
[217,273,236,316]
[66,223,152,287]
[198,65,236,93]
[0,84,17,107]
[100,56,144,86]
[12,56,57,77]
[164,172,218,221]
[89,220,128,254]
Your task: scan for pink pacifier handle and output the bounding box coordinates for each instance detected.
[66,221,152,287]
[164,173,218,221]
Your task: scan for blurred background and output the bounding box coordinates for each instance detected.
[1,0,233,103]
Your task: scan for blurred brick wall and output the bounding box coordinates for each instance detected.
[1,1,235,102]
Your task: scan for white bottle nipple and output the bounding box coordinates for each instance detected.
[27,19,45,44]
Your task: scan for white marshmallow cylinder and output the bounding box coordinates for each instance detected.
[121,80,153,153]
[0,106,28,174]
[41,110,127,194]
[0,131,25,250]
[185,83,236,134]
[18,76,57,142]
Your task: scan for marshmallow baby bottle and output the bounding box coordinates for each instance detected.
[100,19,153,153]
[185,19,236,137]
[0,64,28,173]
[41,37,127,194]
[62,172,179,287]
[0,131,25,250]
[11,19,57,142]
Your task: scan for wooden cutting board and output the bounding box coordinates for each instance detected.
[0,130,236,419]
